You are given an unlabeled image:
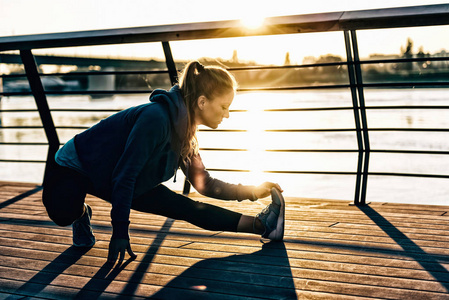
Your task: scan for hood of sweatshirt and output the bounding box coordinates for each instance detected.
[149,85,188,144]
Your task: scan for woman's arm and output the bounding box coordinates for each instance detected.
[181,153,282,201]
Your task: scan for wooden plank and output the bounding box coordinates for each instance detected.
[2,212,449,264]
[2,230,448,286]
[2,246,447,300]
[1,181,449,299]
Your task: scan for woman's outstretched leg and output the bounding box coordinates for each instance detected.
[132,184,260,234]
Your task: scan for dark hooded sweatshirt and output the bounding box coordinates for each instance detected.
[71,85,255,239]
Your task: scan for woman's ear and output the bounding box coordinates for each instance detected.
[197,95,207,110]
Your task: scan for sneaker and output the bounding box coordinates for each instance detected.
[256,188,285,241]
[72,203,95,247]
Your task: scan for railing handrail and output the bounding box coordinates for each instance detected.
[1,4,449,52]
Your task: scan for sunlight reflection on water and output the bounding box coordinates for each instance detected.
[0,89,448,205]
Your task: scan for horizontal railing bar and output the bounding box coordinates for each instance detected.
[2,82,448,98]
[41,70,169,76]
[198,129,247,132]
[371,149,449,155]
[0,142,48,146]
[2,83,447,97]
[267,128,449,132]
[206,168,251,173]
[229,61,347,71]
[200,148,360,153]
[199,148,247,151]
[52,109,122,113]
[358,56,449,65]
[2,126,447,133]
[1,86,350,97]
[369,172,449,179]
[0,109,121,113]
[238,84,350,92]
[0,73,27,78]
[366,105,449,110]
[207,168,449,179]
[369,128,449,132]
[2,106,448,114]
[266,149,359,153]
[201,129,355,132]
[267,149,449,155]
[0,92,33,96]
[3,105,447,114]
[230,56,449,70]
[266,170,357,175]
[0,85,353,95]
[0,109,39,113]
[0,143,445,156]
[264,107,353,112]
[44,90,153,95]
[205,169,357,175]
[0,159,46,163]
[363,82,449,88]
[0,126,45,129]
[0,126,90,130]
[0,90,154,96]
[265,129,356,132]
[0,70,169,78]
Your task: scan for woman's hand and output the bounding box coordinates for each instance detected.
[107,238,137,264]
[253,182,283,199]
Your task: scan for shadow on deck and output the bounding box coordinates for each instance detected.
[0,181,448,299]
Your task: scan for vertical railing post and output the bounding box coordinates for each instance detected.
[20,49,60,184]
[162,41,178,86]
[350,30,370,205]
[344,31,364,205]
[162,41,191,195]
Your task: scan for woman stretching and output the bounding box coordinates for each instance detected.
[42,61,285,264]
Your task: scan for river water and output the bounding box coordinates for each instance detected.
[0,88,448,205]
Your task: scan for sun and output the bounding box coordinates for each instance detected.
[240,16,266,30]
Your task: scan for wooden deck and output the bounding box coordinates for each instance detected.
[0,181,448,299]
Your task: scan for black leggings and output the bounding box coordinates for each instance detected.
[42,161,242,232]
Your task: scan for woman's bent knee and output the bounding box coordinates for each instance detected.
[43,189,85,227]
[42,166,88,227]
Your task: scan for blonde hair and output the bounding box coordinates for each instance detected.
[178,61,237,162]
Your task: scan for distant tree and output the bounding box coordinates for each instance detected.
[401,38,414,58]
[315,54,343,63]
[400,38,414,71]
[302,56,316,65]
[284,52,291,65]
[417,46,431,70]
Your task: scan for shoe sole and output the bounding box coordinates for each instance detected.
[270,187,285,241]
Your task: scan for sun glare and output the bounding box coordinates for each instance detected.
[240,16,266,30]
[245,106,268,184]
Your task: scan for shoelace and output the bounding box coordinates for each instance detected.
[260,204,271,216]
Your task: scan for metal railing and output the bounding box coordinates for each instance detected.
[1,4,448,205]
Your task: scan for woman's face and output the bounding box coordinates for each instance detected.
[195,89,235,129]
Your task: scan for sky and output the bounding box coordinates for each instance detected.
[1,0,449,65]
